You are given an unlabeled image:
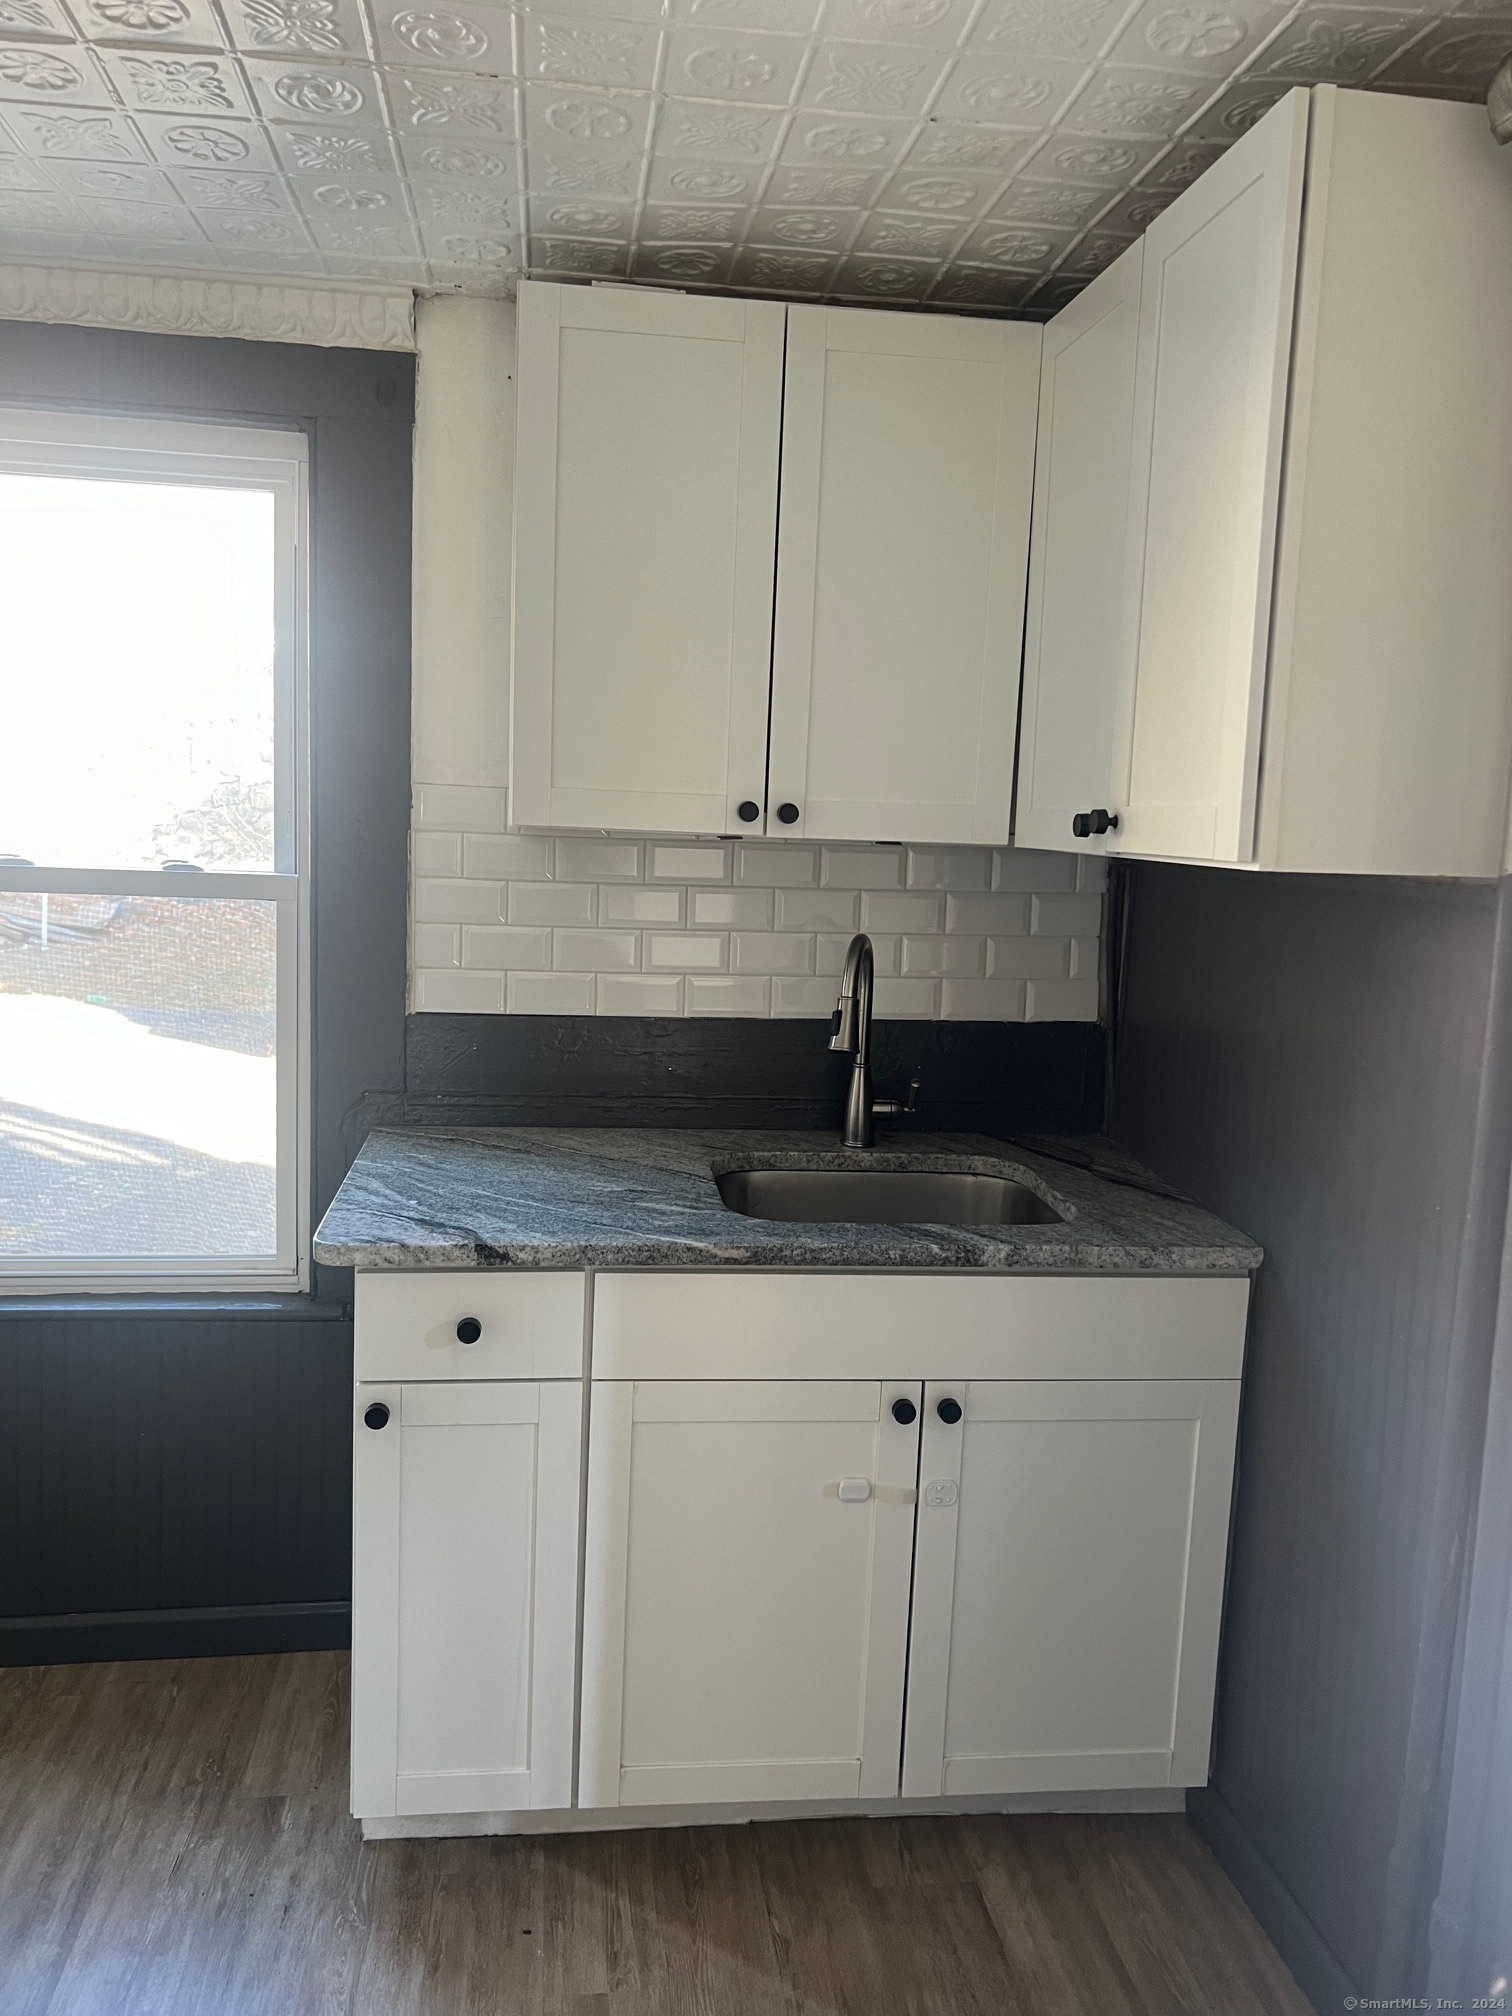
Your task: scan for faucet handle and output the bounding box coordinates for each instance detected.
[903,1074,920,1115]
[874,1074,921,1122]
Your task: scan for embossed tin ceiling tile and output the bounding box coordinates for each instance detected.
[1054,224,1134,274]
[287,166,405,213]
[780,107,918,166]
[1250,6,1426,82]
[662,24,807,105]
[274,121,400,172]
[850,205,960,255]
[1103,0,1293,79]
[966,0,1127,64]
[164,162,292,205]
[393,65,518,135]
[527,190,631,232]
[0,0,74,42]
[524,76,652,150]
[527,142,639,191]
[524,0,663,25]
[0,40,110,101]
[901,116,1037,171]
[399,131,516,180]
[930,51,1092,126]
[1088,182,1173,234]
[1181,73,1294,139]
[46,152,173,192]
[0,182,80,220]
[95,45,253,113]
[304,202,419,249]
[727,241,836,288]
[196,201,313,241]
[657,94,786,157]
[5,102,148,153]
[0,147,52,182]
[831,249,935,296]
[324,247,432,277]
[929,261,1037,305]
[746,200,855,246]
[669,0,824,34]
[955,212,1073,265]
[796,39,951,117]
[823,0,976,51]
[1025,128,1166,182]
[242,56,390,125]
[372,4,518,77]
[218,0,366,60]
[131,106,279,164]
[527,228,630,272]
[644,151,756,200]
[761,158,886,204]
[1024,267,1087,314]
[71,0,227,49]
[630,238,734,280]
[1132,133,1223,187]
[1373,17,1512,92]
[75,189,203,232]
[519,12,660,88]
[409,171,513,223]
[416,223,517,266]
[877,162,1001,212]
[984,175,1111,227]
[1057,61,1214,136]
[639,195,746,237]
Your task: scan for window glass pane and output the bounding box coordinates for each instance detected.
[0,475,277,871]
[0,895,278,1261]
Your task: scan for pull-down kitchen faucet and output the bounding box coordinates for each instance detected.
[828,932,920,1149]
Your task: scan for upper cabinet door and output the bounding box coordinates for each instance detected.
[511,281,784,835]
[768,307,1041,846]
[1109,89,1309,865]
[1016,242,1143,856]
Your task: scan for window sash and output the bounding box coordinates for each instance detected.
[0,411,309,1294]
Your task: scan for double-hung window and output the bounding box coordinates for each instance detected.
[0,409,309,1292]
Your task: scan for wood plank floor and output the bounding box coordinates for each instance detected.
[0,1652,1312,2016]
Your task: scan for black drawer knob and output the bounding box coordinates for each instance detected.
[891,1397,917,1426]
[937,1396,963,1425]
[776,802,800,825]
[737,800,760,823]
[1071,808,1118,838]
[456,1317,482,1345]
[363,1403,390,1431]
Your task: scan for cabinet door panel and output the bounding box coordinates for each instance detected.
[512,282,782,834]
[351,1379,582,1819]
[769,307,1040,845]
[1110,89,1308,863]
[902,1379,1240,1798]
[1016,243,1142,855]
[580,1379,920,1808]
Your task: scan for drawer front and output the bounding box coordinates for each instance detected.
[355,1271,586,1382]
[590,1272,1249,1383]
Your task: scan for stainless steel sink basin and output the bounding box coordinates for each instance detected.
[714,1167,1065,1227]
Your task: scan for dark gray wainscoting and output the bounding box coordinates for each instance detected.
[1113,864,1512,2013]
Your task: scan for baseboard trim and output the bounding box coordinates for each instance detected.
[1187,1786,1357,2016]
[0,1601,350,1666]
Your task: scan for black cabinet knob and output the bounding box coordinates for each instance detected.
[776,802,800,825]
[937,1396,963,1425]
[1071,808,1118,838]
[456,1317,482,1345]
[363,1402,390,1431]
[891,1397,917,1426]
[737,800,761,823]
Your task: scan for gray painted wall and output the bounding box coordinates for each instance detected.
[1114,864,1512,2009]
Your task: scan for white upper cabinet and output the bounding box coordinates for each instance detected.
[511,283,783,835]
[1110,88,1309,866]
[1016,243,1143,857]
[769,307,1041,846]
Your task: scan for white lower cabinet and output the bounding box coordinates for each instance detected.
[579,1378,920,1809]
[901,1379,1241,1800]
[350,1377,583,1819]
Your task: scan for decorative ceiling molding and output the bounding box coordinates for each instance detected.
[0,261,416,350]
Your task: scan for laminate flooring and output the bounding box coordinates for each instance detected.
[0,1652,1313,2016]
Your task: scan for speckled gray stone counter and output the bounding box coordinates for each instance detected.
[313,1128,1260,1275]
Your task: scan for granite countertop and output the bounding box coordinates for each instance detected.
[313,1127,1261,1275]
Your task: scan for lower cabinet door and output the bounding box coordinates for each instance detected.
[350,1379,583,1819]
[579,1379,921,1809]
[901,1379,1241,1798]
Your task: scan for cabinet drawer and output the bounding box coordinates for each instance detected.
[590,1272,1248,1382]
[355,1271,585,1381]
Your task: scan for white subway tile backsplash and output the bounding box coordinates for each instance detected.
[651,844,730,882]
[736,844,818,888]
[1027,977,1100,1022]
[463,926,552,970]
[598,974,684,1015]
[732,932,814,975]
[508,882,597,927]
[1031,892,1104,937]
[692,888,775,929]
[508,972,595,1014]
[555,838,643,882]
[775,887,861,933]
[412,830,462,877]
[408,800,1102,1023]
[821,846,904,891]
[554,929,639,972]
[646,933,728,972]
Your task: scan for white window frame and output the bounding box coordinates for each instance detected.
[0,407,311,1295]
